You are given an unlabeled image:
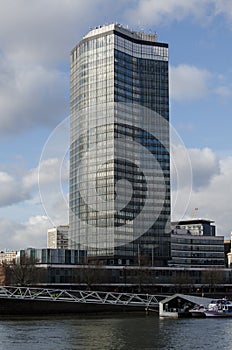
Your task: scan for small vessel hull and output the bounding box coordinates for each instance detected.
[204,311,232,317]
[190,310,206,318]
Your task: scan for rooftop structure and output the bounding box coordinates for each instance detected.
[171,218,216,236]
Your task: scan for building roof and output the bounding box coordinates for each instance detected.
[159,293,212,307]
[83,23,158,42]
[172,218,215,226]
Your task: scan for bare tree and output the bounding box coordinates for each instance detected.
[132,267,150,292]
[4,256,39,286]
[76,264,106,290]
[202,269,224,293]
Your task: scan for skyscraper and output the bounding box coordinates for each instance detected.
[69,24,170,266]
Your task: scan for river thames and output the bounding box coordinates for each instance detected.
[0,314,231,350]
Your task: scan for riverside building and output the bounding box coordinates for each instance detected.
[170,219,225,267]
[69,24,171,266]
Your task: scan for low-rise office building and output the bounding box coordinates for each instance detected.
[170,219,225,268]
[170,234,225,268]
[16,248,86,265]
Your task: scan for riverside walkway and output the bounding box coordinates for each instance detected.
[0,286,165,309]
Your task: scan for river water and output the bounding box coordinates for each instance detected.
[0,314,231,350]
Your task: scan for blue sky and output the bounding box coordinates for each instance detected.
[0,0,232,249]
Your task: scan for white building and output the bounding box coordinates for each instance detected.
[47,225,69,249]
[0,250,17,264]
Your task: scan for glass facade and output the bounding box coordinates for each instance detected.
[16,248,86,265]
[69,24,171,266]
[171,235,225,267]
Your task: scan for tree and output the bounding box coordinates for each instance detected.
[4,256,39,286]
[74,264,106,290]
[202,269,224,293]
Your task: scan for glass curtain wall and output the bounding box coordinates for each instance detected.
[113,32,170,265]
[70,25,171,266]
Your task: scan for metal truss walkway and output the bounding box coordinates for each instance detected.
[0,286,165,309]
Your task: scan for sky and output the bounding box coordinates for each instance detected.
[0,0,232,249]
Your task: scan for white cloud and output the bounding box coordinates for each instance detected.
[0,188,69,249]
[24,158,69,189]
[0,57,68,135]
[0,161,69,249]
[0,0,130,66]
[170,64,211,101]
[215,86,232,97]
[187,156,232,238]
[0,171,30,207]
[40,191,69,227]
[171,144,192,190]
[171,145,220,193]
[172,146,232,237]
[0,157,69,210]
[0,0,91,65]
[0,216,51,249]
[125,0,215,26]
[188,147,220,190]
[214,0,232,22]
[125,0,232,26]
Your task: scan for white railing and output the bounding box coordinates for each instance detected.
[0,286,165,308]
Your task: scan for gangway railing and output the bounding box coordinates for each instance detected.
[0,286,165,308]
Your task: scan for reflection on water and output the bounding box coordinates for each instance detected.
[0,314,232,350]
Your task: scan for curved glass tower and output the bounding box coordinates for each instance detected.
[69,24,171,266]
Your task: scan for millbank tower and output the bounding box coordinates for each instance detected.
[69,24,171,266]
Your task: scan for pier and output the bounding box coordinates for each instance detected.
[0,286,166,315]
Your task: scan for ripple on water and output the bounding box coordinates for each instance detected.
[0,314,232,350]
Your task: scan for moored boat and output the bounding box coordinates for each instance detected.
[189,304,206,318]
[204,298,232,317]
